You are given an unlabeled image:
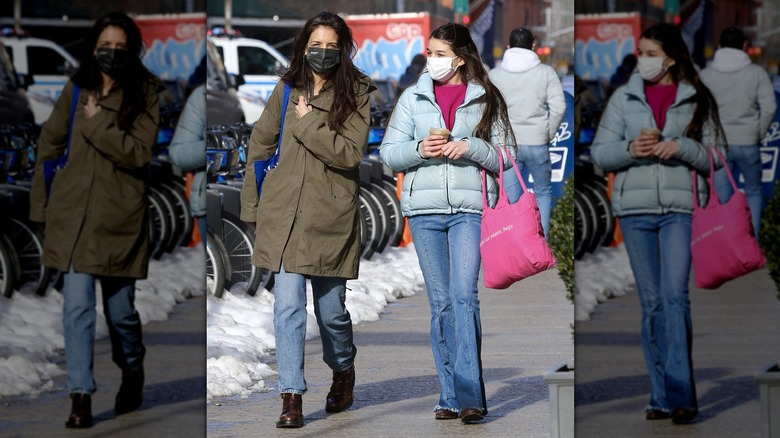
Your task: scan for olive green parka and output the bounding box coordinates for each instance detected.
[30,79,162,279]
[240,75,376,279]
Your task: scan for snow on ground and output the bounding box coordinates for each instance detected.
[575,244,634,322]
[0,246,205,398]
[206,245,424,400]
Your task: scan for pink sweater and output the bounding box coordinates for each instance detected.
[434,83,467,131]
[645,82,678,131]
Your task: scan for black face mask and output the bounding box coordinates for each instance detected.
[306,47,340,74]
[94,48,130,74]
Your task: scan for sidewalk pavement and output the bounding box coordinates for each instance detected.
[207,268,574,437]
[0,294,206,438]
[575,268,780,437]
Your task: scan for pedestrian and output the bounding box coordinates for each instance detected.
[608,53,638,97]
[399,53,427,90]
[168,83,207,244]
[29,11,164,428]
[590,22,726,424]
[700,26,776,238]
[239,11,375,428]
[489,27,565,239]
[380,22,514,423]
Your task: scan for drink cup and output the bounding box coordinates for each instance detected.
[640,127,662,141]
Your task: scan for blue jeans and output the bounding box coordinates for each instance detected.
[62,267,145,394]
[273,264,356,394]
[408,213,486,413]
[504,145,553,239]
[619,213,697,413]
[713,145,764,237]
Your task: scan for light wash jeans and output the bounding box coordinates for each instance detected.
[62,267,144,394]
[408,213,486,413]
[713,144,764,237]
[273,264,356,394]
[503,145,553,240]
[619,213,697,413]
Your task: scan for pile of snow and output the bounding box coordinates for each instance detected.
[575,244,634,322]
[0,246,205,398]
[207,245,424,400]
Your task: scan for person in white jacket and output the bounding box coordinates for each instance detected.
[700,26,776,237]
[489,27,565,239]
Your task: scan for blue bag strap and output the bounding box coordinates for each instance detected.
[63,84,80,161]
[277,82,291,152]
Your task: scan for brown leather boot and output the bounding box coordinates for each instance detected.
[65,393,93,428]
[276,393,303,428]
[325,366,355,413]
[115,366,144,415]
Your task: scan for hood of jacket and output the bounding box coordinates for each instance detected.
[711,47,752,73]
[500,47,541,73]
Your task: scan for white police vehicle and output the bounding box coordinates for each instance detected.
[1,30,78,124]
[208,29,288,123]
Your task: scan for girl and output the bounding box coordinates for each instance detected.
[380,23,514,423]
[591,23,726,424]
[240,12,375,428]
[30,12,163,428]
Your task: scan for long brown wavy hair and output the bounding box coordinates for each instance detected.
[71,12,156,133]
[429,23,514,146]
[281,12,364,135]
[641,23,725,144]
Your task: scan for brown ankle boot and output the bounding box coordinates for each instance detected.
[325,366,355,413]
[65,393,93,428]
[276,393,303,428]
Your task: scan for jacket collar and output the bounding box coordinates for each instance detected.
[414,72,486,105]
[295,73,377,113]
[77,77,164,112]
[623,72,696,107]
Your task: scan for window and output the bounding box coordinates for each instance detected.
[27,46,70,76]
[237,46,278,76]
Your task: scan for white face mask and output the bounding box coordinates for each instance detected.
[637,56,669,83]
[427,56,458,82]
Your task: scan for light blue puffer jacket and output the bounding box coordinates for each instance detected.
[380,73,515,217]
[169,84,206,217]
[591,73,726,217]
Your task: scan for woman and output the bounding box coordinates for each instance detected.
[591,23,726,424]
[380,23,514,423]
[29,12,163,429]
[239,12,375,428]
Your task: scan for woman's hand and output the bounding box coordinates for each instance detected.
[441,139,468,160]
[295,96,313,120]
[629,134,658,158]
[419,134,447,158]
[652,139,680,160]
[84,94,102,120]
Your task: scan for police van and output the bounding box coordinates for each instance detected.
[208,31,288,123]
[1,34,78,124]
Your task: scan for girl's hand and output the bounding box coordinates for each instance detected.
[420,134,447,158]
[295,96,313,119]
[630,134,658,158]
[441,140,468,160]
[84,95,101,120]
[652,139,680,160]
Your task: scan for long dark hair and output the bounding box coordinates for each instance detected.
[71,12,155,132]
[429,23,514,146]
[281,12,363,135]
[641,23,724,144]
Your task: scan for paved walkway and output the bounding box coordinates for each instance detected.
[575,268,780,437]
[207,268,574,437]
[0,294,206,438]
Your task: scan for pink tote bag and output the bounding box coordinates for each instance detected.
[480,147,556,289]
[691,147,765,289]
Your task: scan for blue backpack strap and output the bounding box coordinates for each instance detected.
[277,82,291,151]
[63,84,80,161]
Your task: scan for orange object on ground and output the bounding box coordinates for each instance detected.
[184,172,202,246]
[606,172,623,246]
[395,172,413,246]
